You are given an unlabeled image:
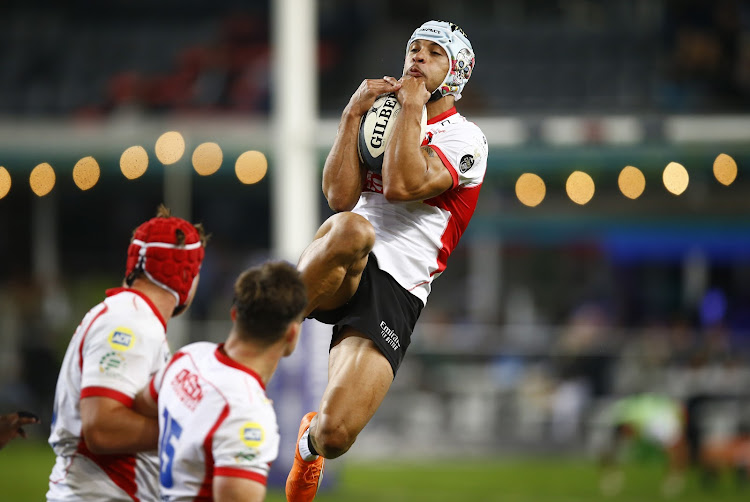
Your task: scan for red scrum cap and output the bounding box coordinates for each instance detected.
[125,215,205,309]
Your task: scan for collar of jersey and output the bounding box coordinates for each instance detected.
[106,287,167,331]
[214,343,265,390]
[427,106,457,125]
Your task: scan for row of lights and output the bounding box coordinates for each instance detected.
[0,136,739,206]
[515,153,738,207]
[0,131,269,199]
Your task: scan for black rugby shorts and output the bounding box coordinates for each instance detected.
[309,253,423,377]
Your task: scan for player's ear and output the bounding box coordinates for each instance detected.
[230,305,237,322]
[283,321,302,357]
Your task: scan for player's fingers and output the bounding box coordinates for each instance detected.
[382,76,400,87]
[17,417,39,426]
[17,410,40,423]
[366,80,396,96]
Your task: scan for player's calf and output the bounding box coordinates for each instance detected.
[310,414,356,459]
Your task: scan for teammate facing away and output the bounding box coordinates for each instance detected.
[47,205,207,502]
[134,261,307,502]
[286,20,487,500]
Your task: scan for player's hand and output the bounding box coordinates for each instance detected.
[345,77,401,117]
[0,411,40,450]
[396,75,431,107]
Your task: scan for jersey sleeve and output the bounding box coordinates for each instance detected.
[80,313,166,406]
[211,404,280,486]
[428,121,488,189]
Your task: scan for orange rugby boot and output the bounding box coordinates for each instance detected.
[286,412,325,502]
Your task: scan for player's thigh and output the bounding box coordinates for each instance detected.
[318,329,393,438]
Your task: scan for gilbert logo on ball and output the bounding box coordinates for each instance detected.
[358,93,427,173]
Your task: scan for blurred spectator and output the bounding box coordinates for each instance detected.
[660,0,748,111]
[2,0,749,116]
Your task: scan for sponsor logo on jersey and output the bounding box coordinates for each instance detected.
[234,449,258,464]
[363,171,383,193]
[99,351,126,373]
[171,368,203,410]
[240,422,265,448]
[380,321,400,350]
[459,154,474,173]
[108,327,135,351]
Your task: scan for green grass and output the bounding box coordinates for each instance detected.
[2,440,55,500]
[5,440,748,501]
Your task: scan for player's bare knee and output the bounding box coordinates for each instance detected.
[329,213,375,256]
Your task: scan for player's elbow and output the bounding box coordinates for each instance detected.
[325,190,358,213]
[82,424,116,454]
[382,183,415,202]
[327,198,356,213]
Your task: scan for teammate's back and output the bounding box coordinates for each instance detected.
[151,342,279,500]
[46,206,207,502]
[135,260,307,502]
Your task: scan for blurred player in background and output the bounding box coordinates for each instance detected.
[598,393,689,497]
[0,411,40,450]
[47,205,207,502]
[286,20,488,500]
[134,261,306,502]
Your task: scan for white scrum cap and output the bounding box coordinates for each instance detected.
[406,20,475,101]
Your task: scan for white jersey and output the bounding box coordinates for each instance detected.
[149,342,279,501]
[48,288,170,502]
[356,107,488,304]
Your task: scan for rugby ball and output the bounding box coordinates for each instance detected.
[358,93,428,173]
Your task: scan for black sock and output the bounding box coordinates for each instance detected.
[307,432,319,457]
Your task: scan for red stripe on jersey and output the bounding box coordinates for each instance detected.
[76,440,140,501]
[214,344,265,390]
[106,288,168,331]
[214,467,268,486]
[428,145,459,189]
[423,183,483,276]
[148,378,158,402]
[80,387,135,407]
[78,304,109,372]
[197,404,231,498]
[427,107,457,125]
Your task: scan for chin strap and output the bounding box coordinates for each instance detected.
[428,89,443,103]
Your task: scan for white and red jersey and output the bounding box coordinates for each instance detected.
[47,288,170,502]
[357,107,488,304]
[148,342,278,501]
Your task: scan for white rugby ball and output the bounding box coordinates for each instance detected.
[358,93,428,173]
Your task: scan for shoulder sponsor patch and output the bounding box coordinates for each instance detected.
[108,327,135,351]
[239,422,265,448]
[459,154,474,173]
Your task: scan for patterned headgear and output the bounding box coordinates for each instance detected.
[406,20,475,101]
[125,216,205,310]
